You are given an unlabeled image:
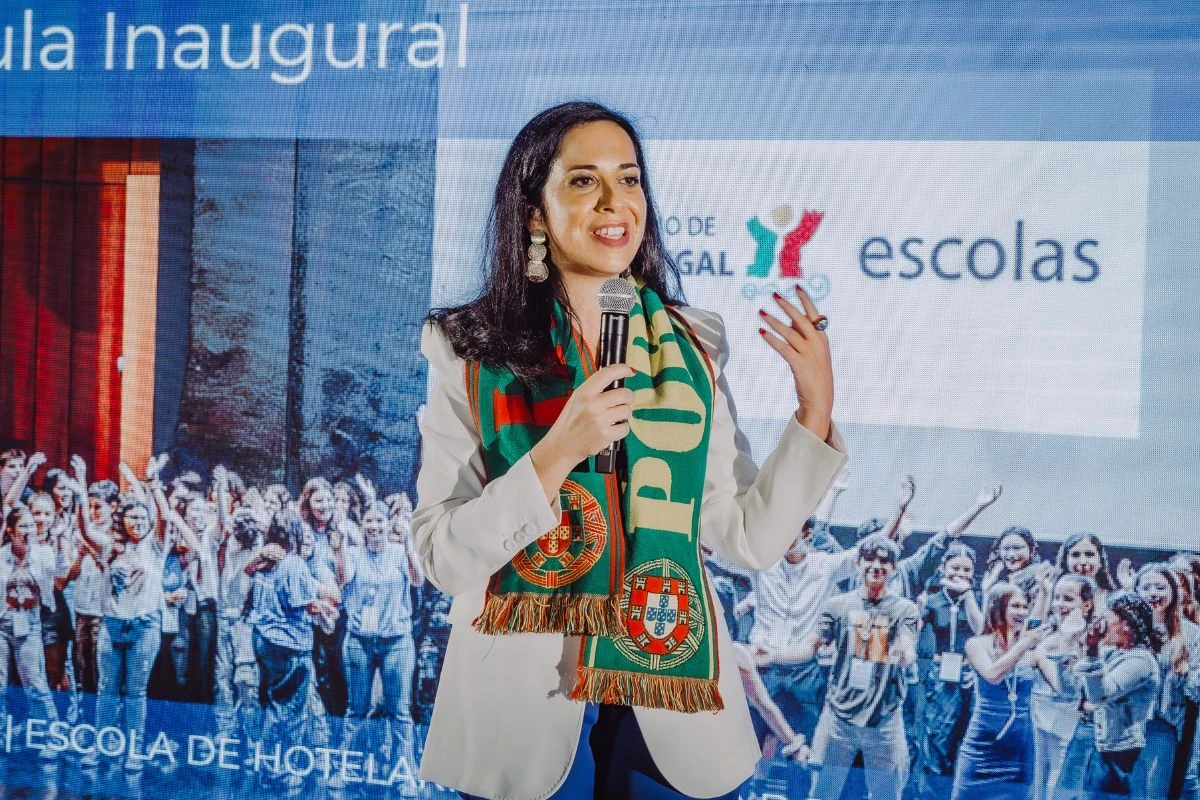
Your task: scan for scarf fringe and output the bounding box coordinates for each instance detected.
[472,593,624,636]
[570,665,724,713]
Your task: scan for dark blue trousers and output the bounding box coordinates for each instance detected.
[460,703,745,800]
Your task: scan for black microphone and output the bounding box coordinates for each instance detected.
[595,277,635,474]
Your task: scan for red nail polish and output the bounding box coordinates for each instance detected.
[771,292,782,300]
[796,284,807,294]
[758,309,768,317]
[758,327,768,336]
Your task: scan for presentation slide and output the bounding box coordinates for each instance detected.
[1,2,1198,799]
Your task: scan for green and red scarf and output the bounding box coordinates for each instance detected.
[465,280,723,713]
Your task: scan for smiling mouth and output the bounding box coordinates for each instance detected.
[593,224,630,245]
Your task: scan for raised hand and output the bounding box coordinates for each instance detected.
[976,485,1003,508]
[758,287,834,440]
[1084,616,1108,650]
[897,475,916,509]
[1117,558,1136,591]
[943,573,972,597]
[26,452,47,474]
[354,473,377,505]
[119,462,141,487]
[146,453,170,481]
[69,455,87,487]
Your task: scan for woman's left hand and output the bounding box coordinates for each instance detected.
[759,286,834,440]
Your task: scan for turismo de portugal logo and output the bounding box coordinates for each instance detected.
[666,204,831,301]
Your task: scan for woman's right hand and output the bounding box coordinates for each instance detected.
[1084,616,1107,651]
[532,364,635,467]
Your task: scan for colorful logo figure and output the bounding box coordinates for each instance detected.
[742,205,831,302]
[746,205,824,279]
[512,480,608,590]
[617,558,705,671]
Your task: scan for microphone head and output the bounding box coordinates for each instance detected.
[598,278,636,314]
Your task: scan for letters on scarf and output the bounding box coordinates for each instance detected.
[466,280,723,713]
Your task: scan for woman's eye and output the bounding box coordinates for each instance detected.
[569,174,595,187]
[620,174,641,186]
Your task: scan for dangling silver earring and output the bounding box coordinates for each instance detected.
[525,232,549,283]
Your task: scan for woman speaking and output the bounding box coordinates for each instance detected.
[412,101,846,800]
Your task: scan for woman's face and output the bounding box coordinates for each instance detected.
[8,511,35,559]
[1066,538,1102,578]
[1053,579,1087,620]
[532,120,647,282]
[264,490,284,515]
[185,499,212,535]
[1005,591,1031,631]
[334,485,354,515]
[51,481,74,511]
[363,509,388,552]
[1137,571,1174,617]
[122,505,152,542]
[998,534,1032,573]
[308,488,334,524]
[299,529,315,559]
[29,499,54,536]
[88,496,113,527]
[941,555,974,587]
[1103,608,1135,649]
[1,456,24,485]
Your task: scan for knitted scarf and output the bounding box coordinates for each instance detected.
[466,280,722,713]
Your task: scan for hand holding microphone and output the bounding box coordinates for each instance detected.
[528,278,636,499]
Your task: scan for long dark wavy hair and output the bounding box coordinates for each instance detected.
[429,101,684,384]
[1055,531,1117,592]
[985,526,1041,574]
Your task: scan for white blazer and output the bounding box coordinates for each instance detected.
[413,306,848,800]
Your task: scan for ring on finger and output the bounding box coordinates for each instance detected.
[812,314,829,331]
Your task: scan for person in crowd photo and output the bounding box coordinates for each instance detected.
[64,470,120,714]
[82,456,201,772]
[1058,533,1119,607]
[949,581,1055,800]
[298,476,350,719]
[2,449,46,514]
[1164,556,1200,798]
[151,538,191,701]
[27,490,74,695]
[1068,592,1163,799]
[1132,564,1194,799]
[1030,572,1095,800]
[211,466,264,742]
[743,487,858,756]
[757,534,917,800]
[244,507,339,795]
[0,505,62,759]
[334,499,424,767]
[912,541,984,800]
[412,100,845,800]
[982,526,1053,616]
